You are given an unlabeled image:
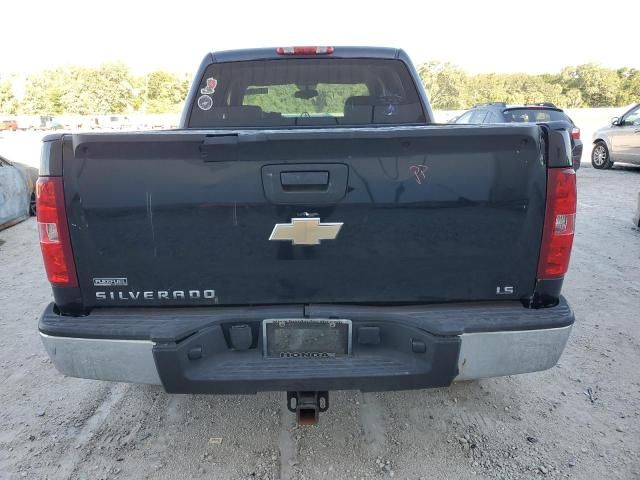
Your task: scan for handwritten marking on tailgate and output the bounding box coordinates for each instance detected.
[409,165,428,185]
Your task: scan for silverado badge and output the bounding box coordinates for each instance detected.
[269,218,343,246]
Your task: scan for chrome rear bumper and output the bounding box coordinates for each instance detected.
[40,333,161,385]
[455,325,571,381]
[40,324,572,387]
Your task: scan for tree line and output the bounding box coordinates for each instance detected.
[418,61,640,110]
[1,61,639,115]
[0,63,190,116]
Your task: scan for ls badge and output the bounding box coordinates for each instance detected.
[269,218,343,246]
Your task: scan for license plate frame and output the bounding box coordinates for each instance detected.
[262,318,352,359]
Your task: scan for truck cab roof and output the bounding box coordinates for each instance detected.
[208,46,405,63]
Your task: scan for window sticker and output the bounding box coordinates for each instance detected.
[201,77,218,95]
[197,95,213,111]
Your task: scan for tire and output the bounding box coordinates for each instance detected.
[29,193,36,216]
[592,141,613,169]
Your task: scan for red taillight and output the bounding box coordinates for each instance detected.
[276,46,334,55]
[571,127,580,140]
[36,177,78,287]
[537,168,577,279]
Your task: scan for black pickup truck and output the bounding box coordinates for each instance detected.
[37,47,576,423]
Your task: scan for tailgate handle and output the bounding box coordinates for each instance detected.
[280,171,329,190]
[262,164,348,205]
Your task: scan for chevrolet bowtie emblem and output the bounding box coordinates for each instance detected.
[269,218,343,245]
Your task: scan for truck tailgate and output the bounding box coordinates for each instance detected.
[62,125,546,308]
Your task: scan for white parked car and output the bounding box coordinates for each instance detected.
[592,103,640,169]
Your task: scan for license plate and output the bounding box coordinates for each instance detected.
[263,319,352,358]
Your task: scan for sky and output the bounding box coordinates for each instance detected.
[1,0,639,76]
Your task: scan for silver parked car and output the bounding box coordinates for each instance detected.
[592,103,640,169]
[0,155,38,230]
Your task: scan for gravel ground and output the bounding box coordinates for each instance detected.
[0,165,639,480]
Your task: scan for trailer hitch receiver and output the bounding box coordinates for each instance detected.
[287,391,329,425]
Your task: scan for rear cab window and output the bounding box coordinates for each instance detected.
[188,58,426,128]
